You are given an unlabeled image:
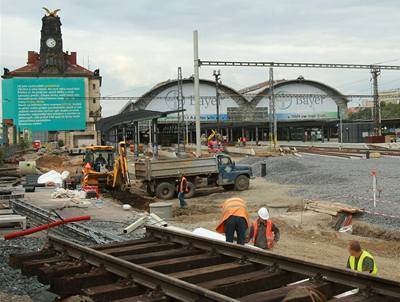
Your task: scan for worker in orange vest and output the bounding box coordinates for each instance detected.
[248,207,280,249]
[216,197,250,245]
[177,172,188,209]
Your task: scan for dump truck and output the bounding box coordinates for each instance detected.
[135,154,253,199]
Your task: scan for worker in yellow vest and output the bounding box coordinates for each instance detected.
[248,207,280,249]
[346,240,377,276]
[216,197,250,245]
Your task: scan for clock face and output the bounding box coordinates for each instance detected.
[46,38,56,48]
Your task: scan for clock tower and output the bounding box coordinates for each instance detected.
[39,12,65,73]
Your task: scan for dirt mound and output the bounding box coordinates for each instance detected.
[36,155,66,170]
[36,155,82,175]
[109,190,154,211]
[353,221,400,241]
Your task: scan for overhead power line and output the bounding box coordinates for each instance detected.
[199,60,400,70]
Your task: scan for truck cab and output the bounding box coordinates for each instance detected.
[217,154,253,191]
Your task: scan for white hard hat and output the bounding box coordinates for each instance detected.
[258,207,270,220]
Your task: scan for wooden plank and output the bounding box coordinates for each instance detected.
[8,250,57,269]
[112,295,168,302]
[240,280,350,302]
[92,238,158,250]
[144,254,232,274]
[120,247,204,264]
[199,270,305,298]
[83,283,144,302]
[21,256,71,276]
[50,270,114,296]
[37,261,92,284]
[102,242,180,256]
[169,262,259,283]
[330,294,397,302]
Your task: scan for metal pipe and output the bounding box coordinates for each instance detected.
[193,30,201,157]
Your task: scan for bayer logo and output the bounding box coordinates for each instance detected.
[164,90,179,110]
[276,91,292,110]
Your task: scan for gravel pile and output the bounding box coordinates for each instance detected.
[0,217,147,300]
[0,237,52,300]
[240,154,400,228]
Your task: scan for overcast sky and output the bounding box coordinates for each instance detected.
[1,0,400,116]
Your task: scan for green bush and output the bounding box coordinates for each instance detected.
[58,139,65,148]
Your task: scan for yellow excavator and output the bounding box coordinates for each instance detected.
[81,141,130,191]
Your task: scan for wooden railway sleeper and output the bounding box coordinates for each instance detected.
[238,255,248,264]
[267,262,280,273]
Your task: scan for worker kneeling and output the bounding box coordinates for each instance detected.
[346,240,377,275]
[249,207,280,249]
[216,198,250,245]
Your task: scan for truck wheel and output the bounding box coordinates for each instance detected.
[185,181,196,198]
[234,175,249,191]
[147,185,155,196]
[155,182,175,200]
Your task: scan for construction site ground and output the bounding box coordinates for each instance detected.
[8,175,400,283]
[2,149,400,301]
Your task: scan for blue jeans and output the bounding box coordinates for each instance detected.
[178,192,187,208]
[224,215,247,245]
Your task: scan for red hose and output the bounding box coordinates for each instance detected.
[3,215,91,240]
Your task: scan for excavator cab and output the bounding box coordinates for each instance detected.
[84,147,115,172]
[81,143,130,191]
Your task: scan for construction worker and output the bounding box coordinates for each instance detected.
[346,240,377,275]
[248,207,280,249]
[177,172,188,209]
[216,197,250,245]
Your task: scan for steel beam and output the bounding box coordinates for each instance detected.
[199,60,400,70]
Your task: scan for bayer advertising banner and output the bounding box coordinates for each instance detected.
[2,78,86,131]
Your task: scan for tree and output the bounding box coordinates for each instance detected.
[349,103,400,120]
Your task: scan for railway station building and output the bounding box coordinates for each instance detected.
[119,77,349,144]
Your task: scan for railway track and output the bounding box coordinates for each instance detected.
[9,225,400,302]
[10,199,123,244]
[281,145,400,158]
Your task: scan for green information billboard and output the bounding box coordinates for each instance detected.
[2,77,86,131]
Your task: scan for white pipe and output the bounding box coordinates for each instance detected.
[123,216,147,234]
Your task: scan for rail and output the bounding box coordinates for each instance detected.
[8,225,400,301]
[10,199,122,244]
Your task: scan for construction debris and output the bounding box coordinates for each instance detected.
[305,200,362,216]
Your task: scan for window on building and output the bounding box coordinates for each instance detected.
[92,83,96,90]
[93,98,96,104]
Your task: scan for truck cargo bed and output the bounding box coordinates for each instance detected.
[135,157,219,180]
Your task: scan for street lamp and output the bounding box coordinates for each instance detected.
[213,70,221,133]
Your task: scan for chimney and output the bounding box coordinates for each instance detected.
[69,52,77,64]
[27,51,39,64]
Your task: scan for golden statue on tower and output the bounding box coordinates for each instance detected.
[42,7,61,17]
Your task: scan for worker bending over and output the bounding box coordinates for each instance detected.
[249,207,280,249]
[216,197,249,245]
[346,240,377,275]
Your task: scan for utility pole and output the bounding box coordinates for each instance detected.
[193,30,201,156]
[371,68,381,136]
[268,67,277,149]
[339,107,343,149]
[213,70,221,133]
[177,67,185,152]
